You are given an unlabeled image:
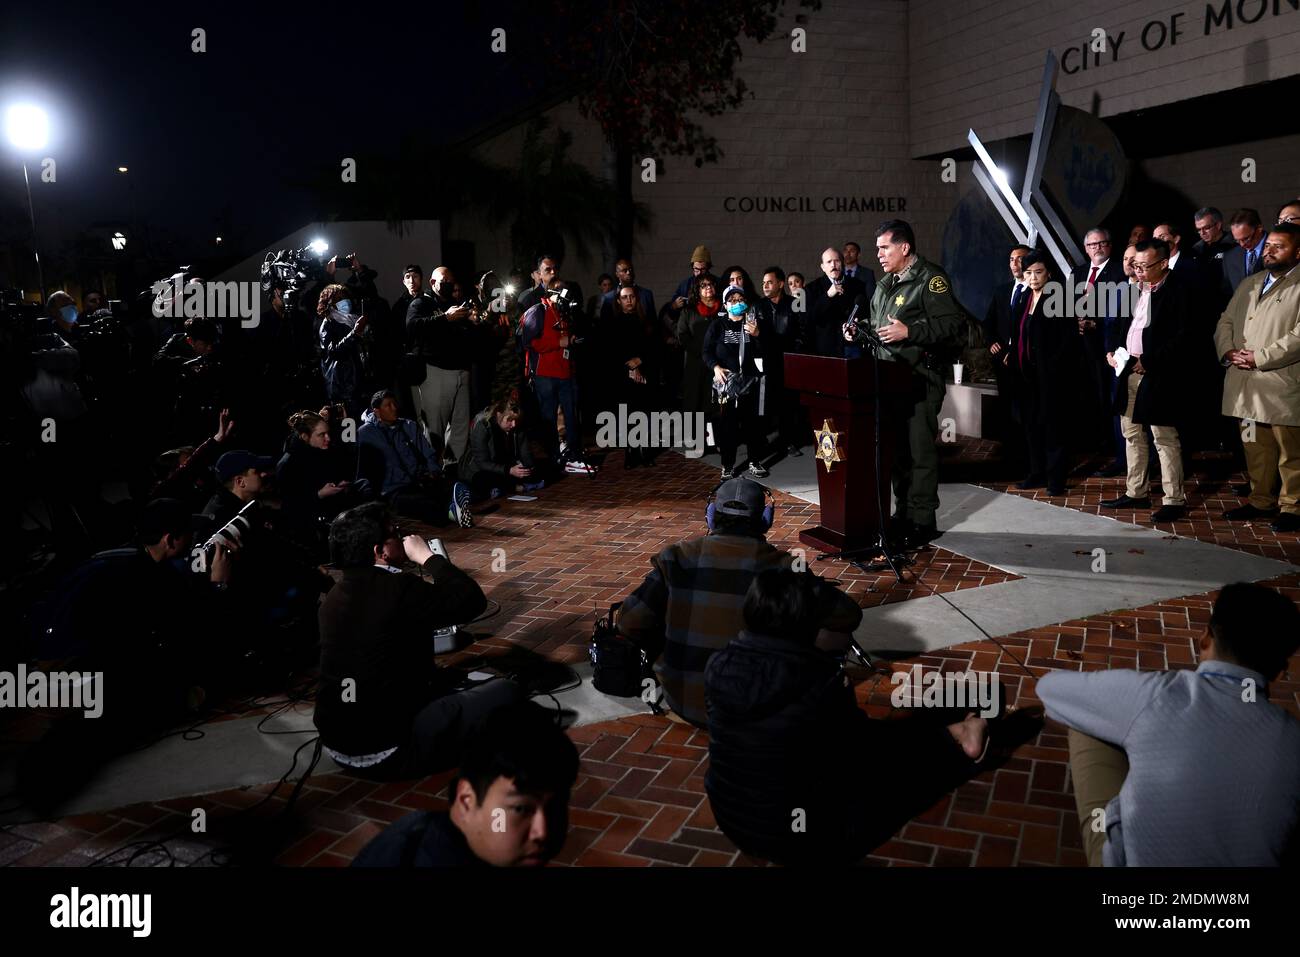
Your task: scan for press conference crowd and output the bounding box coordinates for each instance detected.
[5,197,1299,868]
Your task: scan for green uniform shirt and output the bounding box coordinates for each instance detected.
[865,255,964,375]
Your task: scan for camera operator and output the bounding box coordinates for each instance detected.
[358,390,473,528]
[152,317,228,445]
[317,283,371,420]
[407,265,476,466]
[19,498,239,814]
[314,502,523,780]
[519,278,593,472]
[199,450,332,674]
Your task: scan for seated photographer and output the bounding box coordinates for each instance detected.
[201,449,275,527]
[704,568,995,866]
[1038,581,1300,867]
[352,701,578,867]
[616,477,862,728]
[315,503,524,780]
[317,284,370,420]
[20,498,237,814]
[460,395,541,502]
[358,390,472,528]
[276,410,373,535]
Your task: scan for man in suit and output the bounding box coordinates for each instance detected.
[757,266,805,455]
[1278,199,1300,227]
[983,245,1031,466]
[1216,223,1300,533]
[1076,228,1128,476]
[1222,209,1268,296]
[806,246,869,356]
[1153,222,1199,283]
[841,241,877,299]
[1100,239,1190,523]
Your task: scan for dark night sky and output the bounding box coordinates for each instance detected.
[0,2,540,269]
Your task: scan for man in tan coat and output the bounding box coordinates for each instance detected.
[1215,222,1300,532]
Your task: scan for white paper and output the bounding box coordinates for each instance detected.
[753,358,764,373]
[508,495,538,502]
[1112,346,1130,377]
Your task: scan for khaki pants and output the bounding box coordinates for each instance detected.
[1067,728,1129,867]
[416,366,471,463]
[1242,419,1300,514]
[1120,372,1184,505]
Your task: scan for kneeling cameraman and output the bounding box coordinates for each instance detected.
[315,503,522,779]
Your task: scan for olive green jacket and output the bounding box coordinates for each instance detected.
[864,255,964,381]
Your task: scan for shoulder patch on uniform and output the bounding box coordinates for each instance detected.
[928,276,949,294]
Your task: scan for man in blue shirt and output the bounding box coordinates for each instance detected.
[1038,581,1300,866]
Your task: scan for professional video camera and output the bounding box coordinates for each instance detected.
[259,241,350,301]
[0,288,43,328]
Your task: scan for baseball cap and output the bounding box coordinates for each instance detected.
[714,477,766,519]
[215,450,275,483]
[722,283,746,301]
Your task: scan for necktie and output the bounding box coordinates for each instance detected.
[1011,283,1023,306]
[1246,250,1257,274]
[1088,266,1099,286]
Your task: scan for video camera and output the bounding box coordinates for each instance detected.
[0,288,42,328]
[259,241,337,299]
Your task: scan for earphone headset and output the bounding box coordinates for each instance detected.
[705,478,775,532]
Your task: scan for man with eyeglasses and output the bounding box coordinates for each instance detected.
[1078,228,1127,477]
[1100,239,1189,523]
[1222,209,1267,296]
[1277,199,1300,227]
[1216,223,1300,533]
[1193,207,1235,263]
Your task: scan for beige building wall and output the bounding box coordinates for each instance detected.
[1139,133,1300,218]
[909,0,1300,157]
[450,0,954,308]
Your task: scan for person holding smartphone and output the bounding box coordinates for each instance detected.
[460,395,540,500]
[702,284,772,479]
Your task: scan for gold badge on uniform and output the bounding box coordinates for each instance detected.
[928,276,949,294]
[813,419,844,473]
[894,294,905,306]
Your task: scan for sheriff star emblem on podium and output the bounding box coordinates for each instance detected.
[813,419,844,472]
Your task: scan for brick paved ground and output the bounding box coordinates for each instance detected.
[4,441,1297,867]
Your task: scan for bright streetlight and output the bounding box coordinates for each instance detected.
[4,103,50,301]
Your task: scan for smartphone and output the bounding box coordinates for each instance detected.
[425,538,448,559]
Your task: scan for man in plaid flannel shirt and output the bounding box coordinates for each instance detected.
[615,478,862,727]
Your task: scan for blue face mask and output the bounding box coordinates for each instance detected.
[334,299,353,315]
[727,302,747,317]
[60,305,79,325]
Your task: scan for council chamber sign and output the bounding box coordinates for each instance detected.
[723,195,908,214]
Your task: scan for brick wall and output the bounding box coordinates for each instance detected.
[909,0,1300,158]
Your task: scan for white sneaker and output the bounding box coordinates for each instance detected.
[565,459,598,474]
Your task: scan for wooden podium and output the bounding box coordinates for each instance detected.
[783,354,912,555]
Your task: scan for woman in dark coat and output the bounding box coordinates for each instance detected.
[277,410,372,543]
[702,282,772,479]
[1008,251,1077,496]
[611,283,665,467]
[317,284,370,420]
[674,275,724,442]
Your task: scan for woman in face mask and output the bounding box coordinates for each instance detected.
[701,284,772,479]
[46,291,80,334]
[317,284,369,420]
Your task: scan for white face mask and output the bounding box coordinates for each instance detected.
[331,306,356,328]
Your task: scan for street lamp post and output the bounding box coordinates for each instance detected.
[4,104,50,303]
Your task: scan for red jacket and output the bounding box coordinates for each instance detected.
[528,301,573,380]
